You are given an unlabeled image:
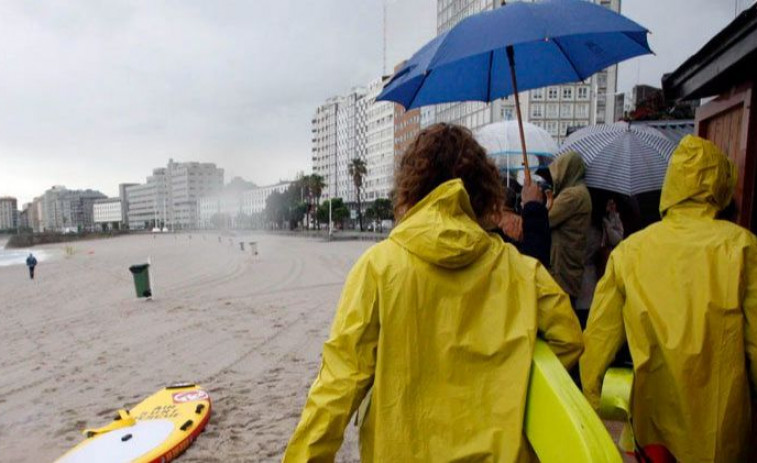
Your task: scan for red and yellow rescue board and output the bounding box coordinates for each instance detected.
[55,384,211,463]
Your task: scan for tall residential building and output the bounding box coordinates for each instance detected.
[436,0,621,142]
[118,183,138,227]
[394,61,422,165]
[335,89,365,204]
[0,197,18,230]
[126,159,224,230]
[312,98,339,201]
[37,186,107,232]
[362,77,395,202]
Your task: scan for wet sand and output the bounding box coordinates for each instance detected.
[0,233,370,462]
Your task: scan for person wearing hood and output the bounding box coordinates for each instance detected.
[283,123,583,463]
[580,135,757,462]
[26,253,37,280]
[546,152,592,320]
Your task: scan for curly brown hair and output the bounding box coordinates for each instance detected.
[394,123,504,224]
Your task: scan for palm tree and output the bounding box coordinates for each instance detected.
[348,158,367,232]
[310,174,325,230]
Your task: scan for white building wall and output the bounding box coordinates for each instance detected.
[94,199,123,224]
[0,197,17,230]
[335,90,364,204]
[312,99,338,201]
[362,78,395,202]
[242,182,291,215]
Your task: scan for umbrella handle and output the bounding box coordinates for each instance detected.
[506,45,532,185]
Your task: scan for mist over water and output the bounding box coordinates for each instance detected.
[0,237,52,267]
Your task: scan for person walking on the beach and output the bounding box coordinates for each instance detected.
[283,123,583,463]
[26,253,37,280]
[580,136,757,463]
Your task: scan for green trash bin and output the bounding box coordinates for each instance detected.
[129,263,152,298]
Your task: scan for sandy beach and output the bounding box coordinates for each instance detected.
[0,233,371,462]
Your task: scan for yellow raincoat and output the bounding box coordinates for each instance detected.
[581,135,757,462]
[283,179,583,462]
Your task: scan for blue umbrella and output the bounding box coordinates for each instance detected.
[377,0,652,181]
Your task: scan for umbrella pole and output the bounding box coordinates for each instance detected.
[506,45,531,184]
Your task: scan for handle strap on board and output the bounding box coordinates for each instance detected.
[82,409,136,438]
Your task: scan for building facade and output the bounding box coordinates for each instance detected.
[312,99,339,201]
[197,177,256,229]
[0,197,18,230]
[335,89,365,204]
[39,186,107,232]
[436,0,621,142]
[362,77,395,202]
[93,198,124,230]
[126,159,224,230]
[242,182,291,215]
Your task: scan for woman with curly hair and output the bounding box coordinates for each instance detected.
[283,123,582,463]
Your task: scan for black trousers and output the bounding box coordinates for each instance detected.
[29,266,35,279]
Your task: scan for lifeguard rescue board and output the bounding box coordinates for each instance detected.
[55,384,211,463]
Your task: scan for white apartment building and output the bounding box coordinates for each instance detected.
[242,182,291,215]
[39,186,107,232]
[362,78,395,202]
[126,159,224,230]
[335,89,365,204]
[93,198,123,229]
[436,0,620,142]
[0,197,17,230]
[311,99,338,201]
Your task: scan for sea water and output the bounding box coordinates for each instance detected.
[0,238,52,267]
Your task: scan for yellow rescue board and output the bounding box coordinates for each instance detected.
[55,384,211,463]
[524,340,622,462]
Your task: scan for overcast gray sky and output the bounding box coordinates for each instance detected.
[0,0,747,204]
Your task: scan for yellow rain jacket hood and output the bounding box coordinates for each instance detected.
[581,136,757,462]
[284,179,583,463]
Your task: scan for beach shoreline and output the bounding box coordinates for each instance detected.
[0,233,369,462]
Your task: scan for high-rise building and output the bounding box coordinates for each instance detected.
[38,186,107,232]
[126,159,224,230]
[362,77,396,202]
[197,177,256,229]
[436,0,621,142]
[0,197,18,230]
[312,98,339,201]
[394,61,422,164]
[336,89,365,204]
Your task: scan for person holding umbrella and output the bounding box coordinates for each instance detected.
[581,136,757,462]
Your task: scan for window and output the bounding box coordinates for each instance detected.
[546,103,559,118]
[546,121,558,135]
[577,86,589,100]
[530,104,544,119]
[531,88,544,100]
[547,87,559,100]
[560,121,571,137]
[562,87,574,100]
[503,108,514,120]
[576,103,590,119]
[560,104,573,118]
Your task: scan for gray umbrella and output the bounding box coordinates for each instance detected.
[557,122,677,196]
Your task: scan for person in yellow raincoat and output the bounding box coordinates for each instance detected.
[283,123,583,462]
[580,135,757,462]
